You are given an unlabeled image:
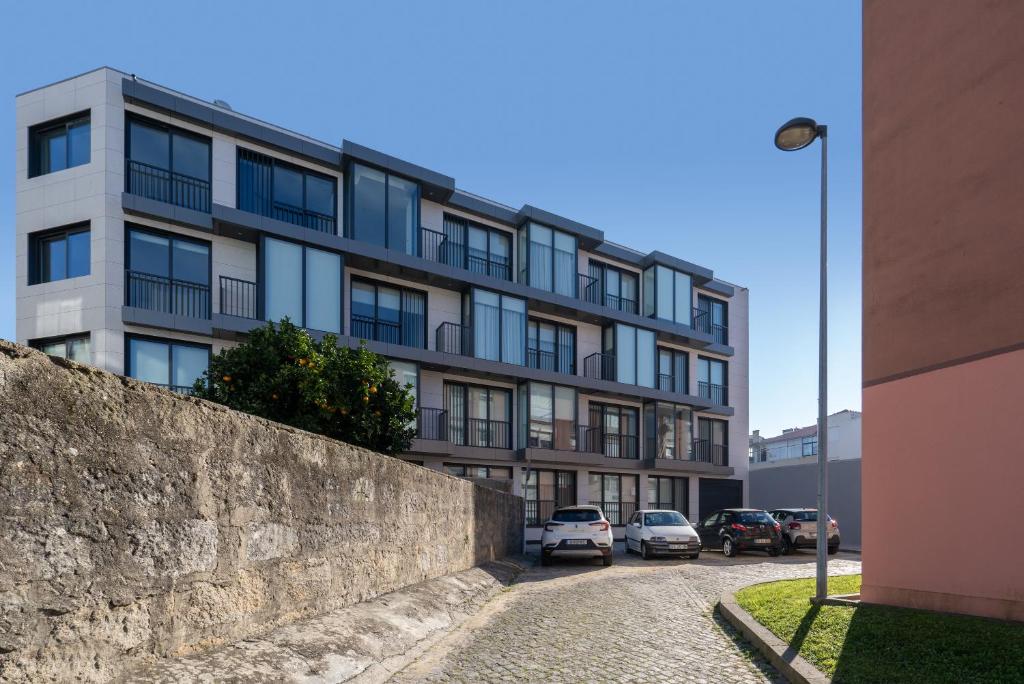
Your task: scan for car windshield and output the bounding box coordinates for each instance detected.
[736,511,775,524]
[552,509,601,523]
[792,511,833,522]
[644,512,688,527]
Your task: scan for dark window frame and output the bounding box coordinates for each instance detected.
[124,333,212,393]
[696,293,729,344]
[350,276,428,348]
[587,259,639,313]
[527,317,576,374]
[519,221,579,296]
[29,332,91,362]
[259,235,345,333]
[657,347,690,394]
[344,162,421,253]
[697,355,728,405]
[647,475,689,515]
[441,213,513,281]
[236,147,338,231]
[603,322,657,388]
[443,381,513,449]
[588,401,640,458]
[523,468,576,526]
[125,115,213,212]
[464,287,528,366]
[588,472,640,526]
[28,110,91,178]
[28,222,91,285]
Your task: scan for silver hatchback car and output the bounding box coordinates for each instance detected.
[769,508,841,555]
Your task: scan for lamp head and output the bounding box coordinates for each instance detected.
[774,117,822,151]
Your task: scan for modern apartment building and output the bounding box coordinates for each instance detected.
[14,68,748,543]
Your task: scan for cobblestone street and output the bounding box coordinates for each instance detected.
[392,550,861,683]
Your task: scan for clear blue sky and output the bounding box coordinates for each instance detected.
[0,1,861,437]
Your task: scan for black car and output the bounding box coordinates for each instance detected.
[694,508,783,557]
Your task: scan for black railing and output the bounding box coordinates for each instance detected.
[468,253,511,281]
[525,500,558,526]
[436,322,471,356]
[419,227,449,263]
[148,382,199,395]
[599,433,640,459]
[527,347,558,372]
[272,202,336,234]
[352,314,401,344]
[693,438,729,466]
[693,307,728,344]
[578,273,599,303]
[584,352,616,382]
[219,276,258,319]
[418,227,512,281]
[604,293,638,314]
[416,407,448,441]
[698,381,728,406]
[575,425,601,453]
[126,270,210,319]
[126,159,210,213]
[462,418,512,449]
[657,373,675,393]
[590,501,637,526]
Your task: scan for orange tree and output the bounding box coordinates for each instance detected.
[192,319,416,455]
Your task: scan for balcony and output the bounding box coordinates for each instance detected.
[269,202,335,234]
[593,432,640,459]
[645,437,728,467]
[452,418,512,449]
[416,407,448,441]
[352,314,401,345]
[527,345,574,375]
[578,274,638,314]
[419,228,511,281]
[525,500,558,526]
[698,381,728,406]
[126,159,210,213]
[583,352,616,382]
[435,321,471,356]
[693,307,728,345]
[126,270,210,319]
[589,501,637,526]
[219,276,258,320]
[692,438,728,466]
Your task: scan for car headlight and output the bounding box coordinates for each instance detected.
[651,536,666,542]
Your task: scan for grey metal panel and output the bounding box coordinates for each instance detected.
[122,306,214,336]
[645,458,735,477]
[341,139,455,202]
[122,193,214,232]
[704,280,736,297]
[519,448,644,469]
[641,251,714,283]
[700,405,736,417]
[446,190,520,226]
[591,242,646,267]
[515,205,604,248]
[703,343,736,356]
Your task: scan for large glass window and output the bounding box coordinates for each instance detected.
[644,402,693,460]
[588,473,638,525]
[697,356,728,405]
[522,382,577,451]
[588,403,640,458]
[437,214,512,280]
[31,334,91,365]
[696,294,729,345]
[263,237,342,333]
[643,264,692,327]
[126,118,211,212]
[388,360,418,406]
[648,476,688,514]
[350,278,425,347]
[607,324,656,388]
[29,112,90,177]
[469,289,525,365]
[237,148,337,233]
[524,470,576,525]
[658,348,689,394]
[587,261,639,313]
[347,163,419,255]
[696,417,729,465]
[444,383,512,448]
[445,464,512,480]
[520,222,578,296]
[126,227,211,319]
[127,336,209,394]
[30,225,90,284]
[527,319,575,374]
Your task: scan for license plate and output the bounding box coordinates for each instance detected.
[755,539,771,544]
[565,539,588,546]
[669,544,685,550]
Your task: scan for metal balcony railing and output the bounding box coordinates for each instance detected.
[418,227,512,281]
[126,159,210,213]
[352,314,401,344]
[527,347,557,372]
[578,272,599,304]
[462,418,512,449]
[693,307,728,344]
[126,270,210,319]
[526,426,578,452]
[583,352,616,382]
[604,293,638,314]
[416,407,448,441]
[598,433,640,459]
[693,438,728,466]
[525,500,558,526]
[657,373,676,393]
[435,322,471,356]
[219,276,258,319]
[698,381,728,406]
[589,501,636,526]
[271,201,336,234]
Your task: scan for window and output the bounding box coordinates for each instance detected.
[444,383,512,448]
[126,117,211,212]
[126,336,209,394]
[521,382,577,450]
[527,319,575,374]
[588,473,638,525]
[349,278,424,347]
[696,417,729,466]
[588,403,639,458]
[436,214,512,280]
[29,224,90,284]
[604,324,656,388]
[519,222,578,297]
[697,356,728,405]
[696,294,729,345]
[801,435,817,456]
[126,226,210,319]
[647,476,688,515]
[586,261,639,313]
[31,334,91,364]
[644,402,693,460]
[263,237,342,333]
[643,264,692,326]
[658,348,688,394]
[346,163,419,255]
[29,112,90,177]
[445,464,512,480]
[237,148,337,233]
[467,288,526,365]
[524,469,575,525]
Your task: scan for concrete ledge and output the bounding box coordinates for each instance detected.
[123,559,527,683]
[717,590,830,684]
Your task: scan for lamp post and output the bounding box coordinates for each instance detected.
[774,117,829,601]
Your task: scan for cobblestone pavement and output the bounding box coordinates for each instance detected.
[390,549,861,683]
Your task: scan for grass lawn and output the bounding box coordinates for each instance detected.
[735,575,1024,683]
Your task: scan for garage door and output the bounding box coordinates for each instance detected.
[698,478,744,520]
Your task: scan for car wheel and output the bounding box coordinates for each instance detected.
[688,552,700,560]
[540,553,552,567]
[768,548,780,557]
[828,545,839,555]
[781,536,792,555]
[603,554,614,567]
[641,541,652,560]
[722,537,737,557]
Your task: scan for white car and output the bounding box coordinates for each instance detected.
[624,509,701,560]
[540,505,614,566]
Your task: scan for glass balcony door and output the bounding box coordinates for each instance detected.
[127,227,210,319]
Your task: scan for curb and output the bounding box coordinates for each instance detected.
[717,591,831,684]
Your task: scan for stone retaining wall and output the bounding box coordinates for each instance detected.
[0,341,523,682]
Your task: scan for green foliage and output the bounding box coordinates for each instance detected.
[192,319,416,455]
[736,574,1024,683]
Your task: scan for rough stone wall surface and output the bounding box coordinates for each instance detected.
[0,341,523,683]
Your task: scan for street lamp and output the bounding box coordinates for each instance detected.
[775,116,829,601]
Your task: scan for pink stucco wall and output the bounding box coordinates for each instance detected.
[862,347,1024,621]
